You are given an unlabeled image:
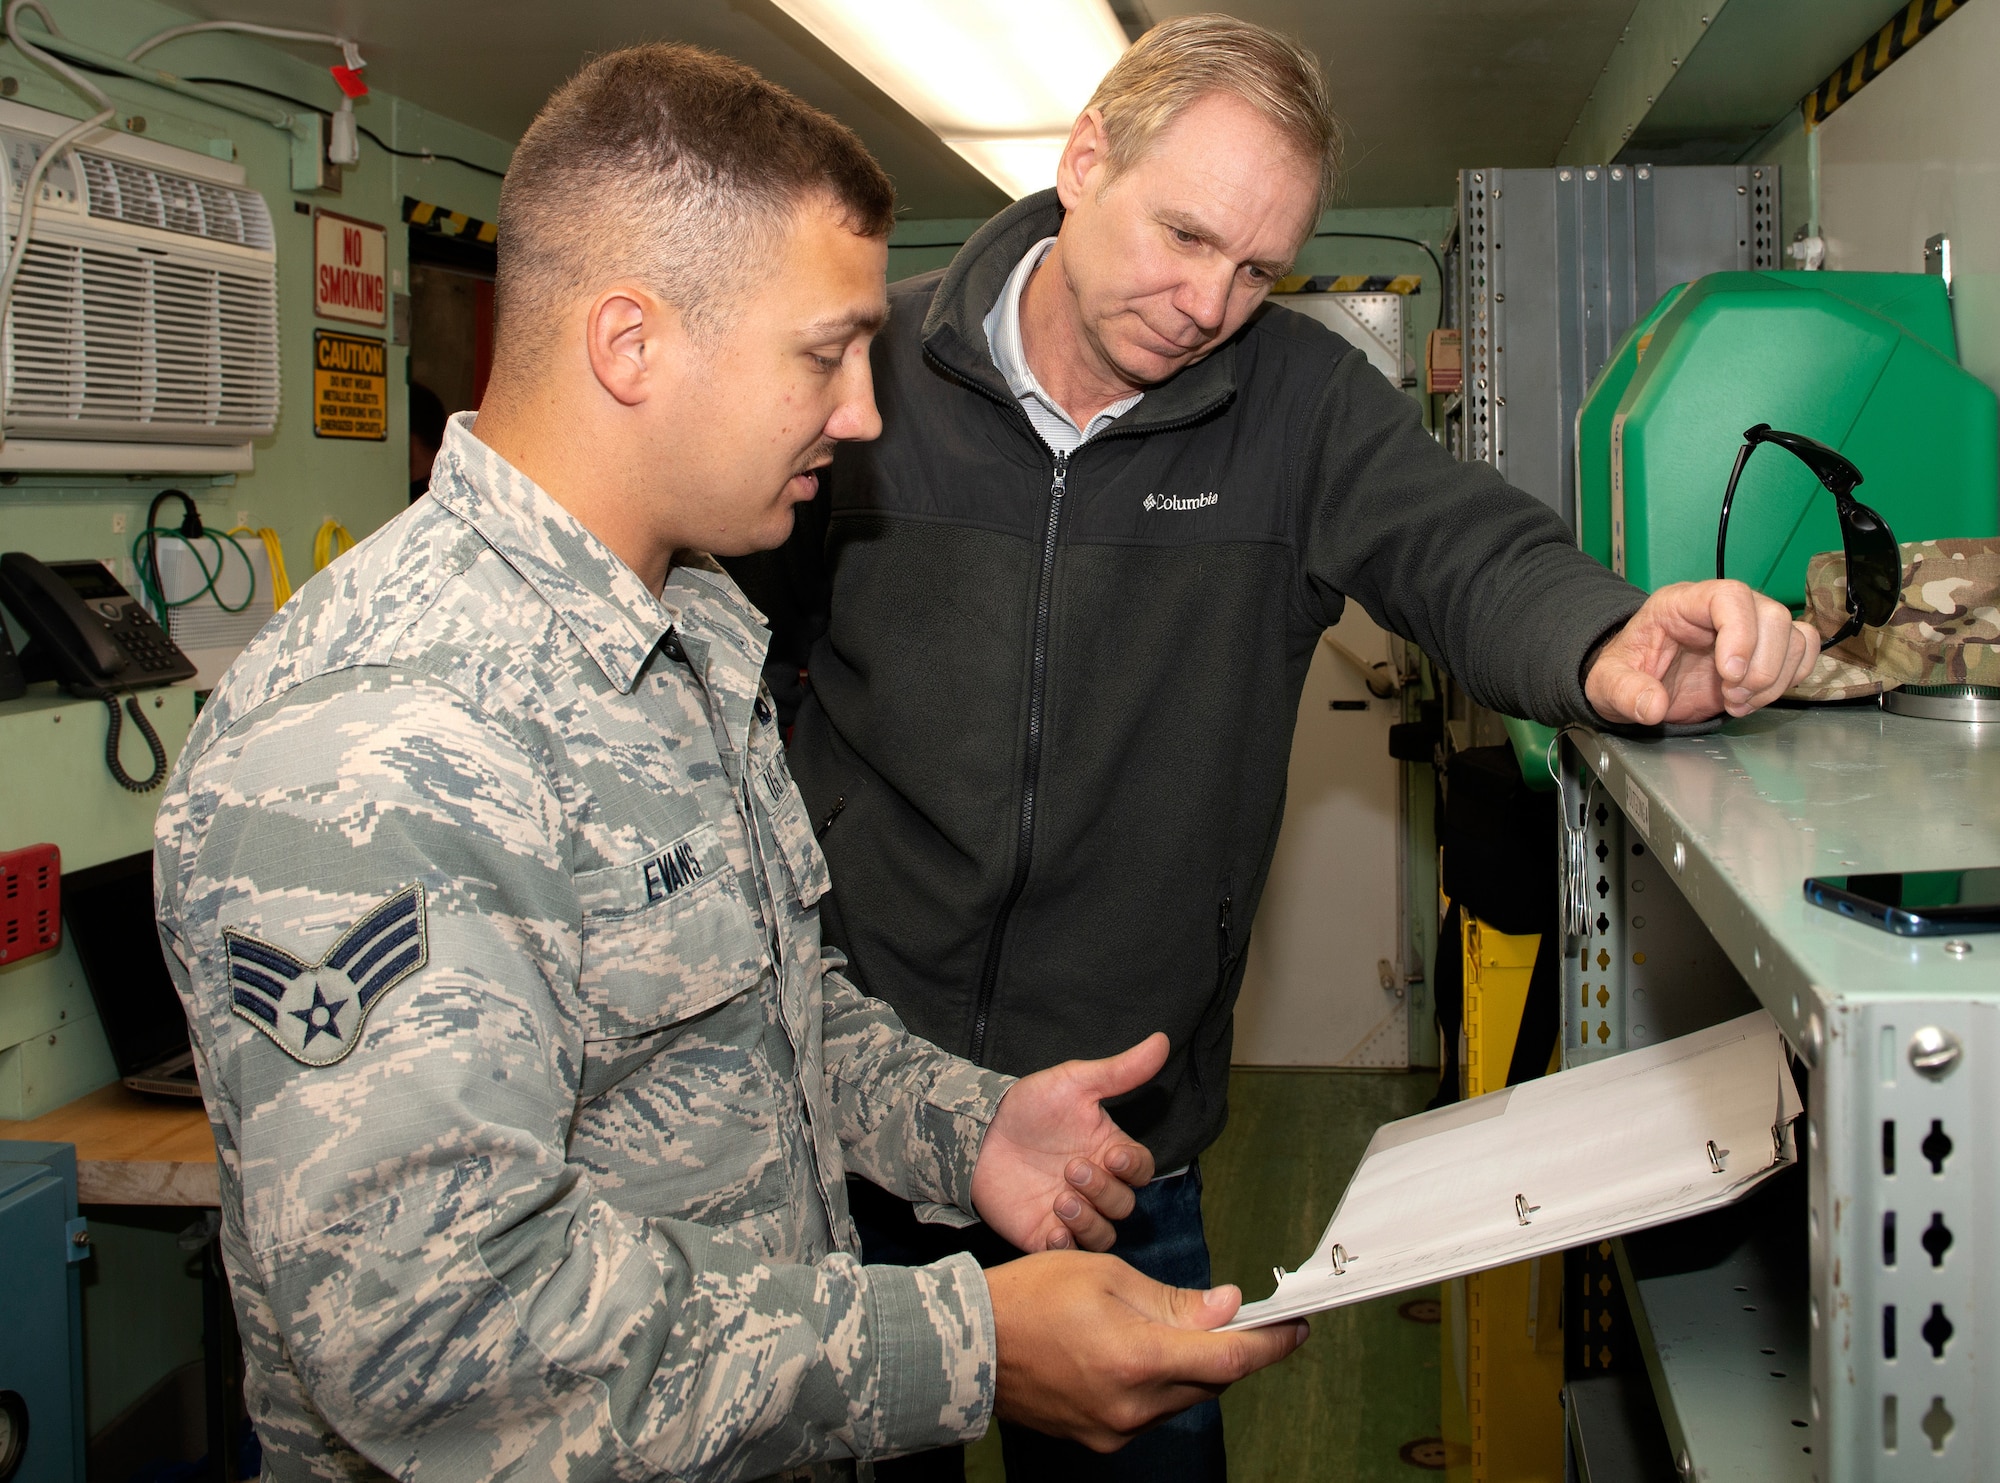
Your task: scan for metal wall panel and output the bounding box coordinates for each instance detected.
[1454,165,1779,528]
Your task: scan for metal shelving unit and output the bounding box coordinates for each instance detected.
[1558,707,1995,1481]
[1618,1168,1813,1481]
[1450,163,1778,528]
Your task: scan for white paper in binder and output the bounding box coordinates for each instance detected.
[1225,1011,1802,1329]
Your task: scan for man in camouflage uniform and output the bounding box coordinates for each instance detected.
[154,45,1302,1482]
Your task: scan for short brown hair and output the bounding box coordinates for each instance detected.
[1085,15,1342,211]
[495,44,894,353]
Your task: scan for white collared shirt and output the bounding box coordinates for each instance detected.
[982,237,1144,454]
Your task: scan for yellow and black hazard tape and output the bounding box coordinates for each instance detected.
[403,196,498,245]
[1273,272,1423,296]
[1804,0,1966,129]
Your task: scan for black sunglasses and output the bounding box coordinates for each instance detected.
[1716,423,1901,646]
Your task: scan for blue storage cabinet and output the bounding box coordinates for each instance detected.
[0,1143,86,1483]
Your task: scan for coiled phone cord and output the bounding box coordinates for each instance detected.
[104,693,168,792]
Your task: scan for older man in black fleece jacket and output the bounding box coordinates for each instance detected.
[728,16,1819,1482]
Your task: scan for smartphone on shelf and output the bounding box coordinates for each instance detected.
[1805,870,2000,936]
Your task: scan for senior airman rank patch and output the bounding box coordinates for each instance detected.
[223,885,428,1066]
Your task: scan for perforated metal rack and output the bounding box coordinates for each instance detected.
[1559,711,1994,1481]
[1450,164,1778,529]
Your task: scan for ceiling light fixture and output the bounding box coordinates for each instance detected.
[768,0,1128,200]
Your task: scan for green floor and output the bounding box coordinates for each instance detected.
[968,1067,1443,1481]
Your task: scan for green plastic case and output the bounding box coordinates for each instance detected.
[1577,271,1997,607]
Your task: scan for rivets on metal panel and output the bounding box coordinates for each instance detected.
[1805,1014,1823,1067]
[1908,1026,1963,1080]
[1559,169,1573,181]
[1673,841,1686,872]
[1637,167,1650,180]
[1676,1448,1691,1478]
[1585,168,1599,181]
[1942,938,1972,958]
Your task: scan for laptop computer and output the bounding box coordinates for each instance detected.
[64,852,202,1098]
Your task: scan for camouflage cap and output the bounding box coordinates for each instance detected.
[1786,537,2000,701]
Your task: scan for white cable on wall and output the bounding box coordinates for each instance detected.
[126,22,367,166]
[125,20,363,73]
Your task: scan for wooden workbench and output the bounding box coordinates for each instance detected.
[0,1083,218,1205]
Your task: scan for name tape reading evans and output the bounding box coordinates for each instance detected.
[313,329,388,441]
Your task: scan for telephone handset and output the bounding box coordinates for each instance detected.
[0,554,196,696]
[0,554,195,791]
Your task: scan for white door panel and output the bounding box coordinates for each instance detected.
[1231,604,1407,1068]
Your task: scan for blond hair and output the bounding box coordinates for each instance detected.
[1084,14,1341,209]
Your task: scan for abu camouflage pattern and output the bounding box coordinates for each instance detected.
[1787,537,2000,702]
[153,413,1016,1481]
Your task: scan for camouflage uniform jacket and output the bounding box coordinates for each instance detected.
[153,414,1015,1481]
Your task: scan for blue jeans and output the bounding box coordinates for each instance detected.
[851,1165,1227,1483]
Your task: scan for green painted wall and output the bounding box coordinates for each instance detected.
[0,0,511,611]
[887,216,987,282]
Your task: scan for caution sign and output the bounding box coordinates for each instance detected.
[313,330,387,440]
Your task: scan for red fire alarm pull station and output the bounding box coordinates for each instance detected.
[0,842,61,963]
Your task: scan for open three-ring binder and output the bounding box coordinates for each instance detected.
[1226,1011,1802,1329]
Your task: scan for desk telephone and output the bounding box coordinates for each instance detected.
[0,552,195,791]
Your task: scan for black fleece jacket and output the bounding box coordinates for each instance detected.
[739,192,1646,1172]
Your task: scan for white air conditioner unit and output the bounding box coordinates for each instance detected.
[0,99,279,473]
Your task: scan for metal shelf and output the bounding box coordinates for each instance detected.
[1566,1371,1678,1483]
[1616,1167,1813,1482]
[1563,707,1995,1481]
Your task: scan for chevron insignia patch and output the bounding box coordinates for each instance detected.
[223,885,429,1067]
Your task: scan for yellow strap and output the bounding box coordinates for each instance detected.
[230,526,292,608]
[313,518,355,573]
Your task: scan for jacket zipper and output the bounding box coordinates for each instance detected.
[969,448,1069,1065]
[913,342,1225,1066]
[814,794,847,841]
